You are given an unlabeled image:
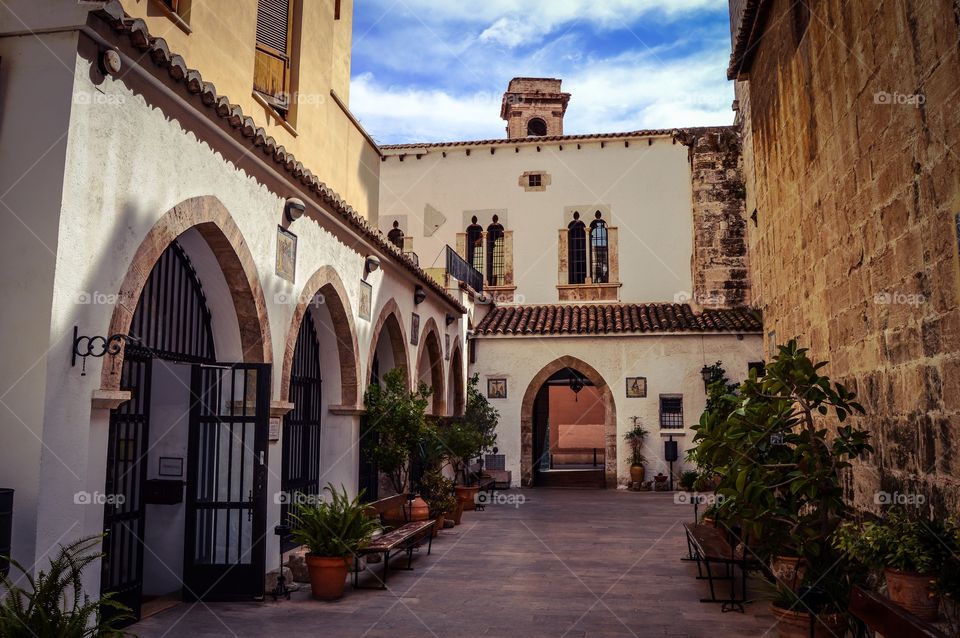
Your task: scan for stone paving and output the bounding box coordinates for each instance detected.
[132,490,777,637]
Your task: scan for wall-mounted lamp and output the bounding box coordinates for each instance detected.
[700,365,713,393]
[445,313,456,326]
[284,197,306,223]
[100,48,122,75]
[72,326,139,376]
[414,285,426,305]
[364,255,381,276]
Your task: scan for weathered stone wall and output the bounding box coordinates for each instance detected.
[685,127,752,308]
[735,0,960,514]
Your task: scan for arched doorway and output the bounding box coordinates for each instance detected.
[359,300,409,501]
[416,318,445,415]
[447,343,465,416]
[99,198,272,623]
[520,357,617,489]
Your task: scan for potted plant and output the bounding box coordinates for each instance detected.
[623,420,648,487]
[290,484,381,600]
[418,469,456,536]
[678,470,698,491]
[0,535,131,637]
[766,577,849,638]
[835,509,959,621]
[363,368,432,522]
[442,375,498,519]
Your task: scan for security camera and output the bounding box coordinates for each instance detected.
[285,197,306,222]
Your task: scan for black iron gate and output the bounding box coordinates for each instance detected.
[357,354,380,502]
[280,311,322,549]
[184,363,269,600]
[102,240,216,621]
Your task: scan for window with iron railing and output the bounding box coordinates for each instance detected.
[589,214,609,284]
[446,245,483,293]
[486,219,505,287]
[466,220,484,277]
[567,214,587,284]
[659,395,684,428]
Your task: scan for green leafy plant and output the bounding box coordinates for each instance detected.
[0,535,131,637]
[363,367,433,494]
[443,374,498,485]
[679,470,699,491]
[623,421,648,466]
[418,469,456,519]
[290,484,381,557]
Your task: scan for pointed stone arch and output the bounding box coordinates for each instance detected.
[99,195,271,394]
[520,356,617,488]
[448,341,465,416]
[366,298,409,389]
[416,317,445,415]
[281,265,360,409]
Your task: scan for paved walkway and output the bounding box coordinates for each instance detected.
[132,490,776,637]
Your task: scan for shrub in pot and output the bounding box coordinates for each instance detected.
[419,469,456,536]
[678,470,698,491]
[290,484,381,600]
[623,421,648,486]
[442,375,498,515]
[835,508,959,621]
[0,535,131,637]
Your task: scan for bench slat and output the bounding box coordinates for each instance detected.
[849,586,948,638]
[360,521,434,553]
[684,523,734,561]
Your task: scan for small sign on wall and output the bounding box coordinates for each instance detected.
[625,377,647,398]
[158,456,184,478]
[487,378,507,399]
[358,280,372,321]
[269,417,281,442]
[444,333,450,360]
[276,226,297,283]
[410,313,420,346]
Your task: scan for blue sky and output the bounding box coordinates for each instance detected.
[348,0,736,145]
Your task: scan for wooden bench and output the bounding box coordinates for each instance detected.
[352,494,435,590]
[683,522,749,612]
[849,586,949,638]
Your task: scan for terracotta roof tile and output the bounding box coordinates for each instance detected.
[475,304,762,336]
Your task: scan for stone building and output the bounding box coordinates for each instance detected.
[728,0,960,513]
[0,0,469,621]
[380,78,762,488]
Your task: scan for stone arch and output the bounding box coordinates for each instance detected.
[520,356,617,488]
[416,318,445,415]
[281,265,360,408]
[100,195,271,393]
[365,298,409,389]
[448,341,465,416]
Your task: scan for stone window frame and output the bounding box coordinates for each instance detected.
[659,394,684,430]
[557,205,620,302]
[519,171,551,192]
[457,211,516,302]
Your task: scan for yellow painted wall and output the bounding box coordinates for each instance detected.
[123,0,379,218]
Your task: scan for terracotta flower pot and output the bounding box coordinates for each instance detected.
[885,568,940,621]
[305,555,349,601]
[455,486,479,512]
[452,500,465,525]
[770,555,806,592]
[432,515,445,537]
[405,496,430,522]
[769,605,846,638]
[629,465,645,485]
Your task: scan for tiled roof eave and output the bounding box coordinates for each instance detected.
[90,1,466,315]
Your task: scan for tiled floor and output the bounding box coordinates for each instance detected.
[132,490,778,637]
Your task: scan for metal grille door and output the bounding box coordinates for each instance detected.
[185,364,269,600]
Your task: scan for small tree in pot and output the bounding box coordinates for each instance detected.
[418,468,456,536]
[290,484,381,600]
[623,419,648,487]
[443,375,498,518]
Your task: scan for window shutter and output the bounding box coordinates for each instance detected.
[256,0,289,54]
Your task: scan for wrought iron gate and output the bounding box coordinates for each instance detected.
[280,311,322,549]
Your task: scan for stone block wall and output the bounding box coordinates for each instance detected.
[684,127,752,308]
[735,0,960,514]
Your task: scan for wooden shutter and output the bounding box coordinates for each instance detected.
[254,0,291,107]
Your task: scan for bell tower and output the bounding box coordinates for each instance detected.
[500,77,571,139]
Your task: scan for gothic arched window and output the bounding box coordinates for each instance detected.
[567,212,587,285]
[486,215,505,286]
[466,216,484,275]
[589,211,609,284]
[387,220,404,249]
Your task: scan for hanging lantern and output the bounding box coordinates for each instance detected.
[569,370,584,401]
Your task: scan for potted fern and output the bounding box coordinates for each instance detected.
[0,535,131,637]
[623,420,648,486]
[290,484,381,600]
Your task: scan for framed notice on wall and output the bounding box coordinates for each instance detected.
[410,313,420,346]
[276,226,297,282]
[625,377,647,398]
[358,280,372,321]
[487,378,507,399]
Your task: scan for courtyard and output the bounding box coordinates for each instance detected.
[131,490,775,638]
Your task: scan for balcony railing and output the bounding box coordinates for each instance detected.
[445,245,483,293]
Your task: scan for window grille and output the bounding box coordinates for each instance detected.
[466,222,484,276]
[486,222,505,286]
[589,217,609,284]
[568,218,587,284]
[659,396,684,428]
[529,174,542,187]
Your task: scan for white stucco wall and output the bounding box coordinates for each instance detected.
[379,137,695,304]
[470,333,763,486]
[0,31,468,597]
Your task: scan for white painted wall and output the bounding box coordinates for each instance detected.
[379,137,695,304]
[470,333,763,486]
